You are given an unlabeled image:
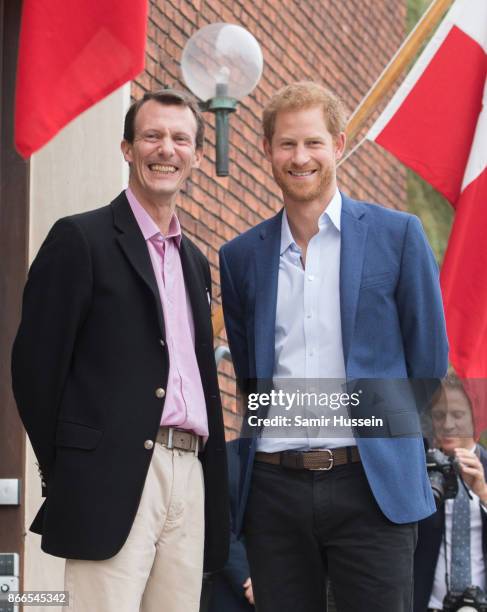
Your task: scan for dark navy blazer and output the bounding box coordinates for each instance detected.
[219,193,449,534]
[413,445,487,611]
[208,440,253,612]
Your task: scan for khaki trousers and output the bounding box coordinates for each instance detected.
[64,443,204,612]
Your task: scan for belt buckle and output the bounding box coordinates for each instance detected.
[168,427,199,455]
[309,448,334,471]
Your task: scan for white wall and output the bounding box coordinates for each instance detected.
[24,84,130,602]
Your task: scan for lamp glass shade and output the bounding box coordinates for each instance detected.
[181,23,263,102]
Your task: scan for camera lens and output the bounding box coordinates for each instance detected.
[428,470,445,505]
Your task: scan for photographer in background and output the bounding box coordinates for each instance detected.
[414,374,487,612]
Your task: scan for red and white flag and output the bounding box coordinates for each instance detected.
[368,0,487,429]
[15,0,148,158]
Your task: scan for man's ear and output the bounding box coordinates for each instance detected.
[263,138,272,162]
[334,132,346,161]
[192,147,203,169]
[121,140,133,163]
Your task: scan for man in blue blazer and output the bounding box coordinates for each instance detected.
[414,375,487,611]
[219,82,448,612]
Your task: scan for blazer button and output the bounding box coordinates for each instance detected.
[155,387,166,399]
[159,339,165,347]
[144,440,154,450]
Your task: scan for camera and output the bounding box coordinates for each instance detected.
[443,586,487,611]
[425,448,459,506]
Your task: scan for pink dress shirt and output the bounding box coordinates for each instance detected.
[126,188,209,437]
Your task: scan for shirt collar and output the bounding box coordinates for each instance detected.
[126,187,182,247]
[321,189,342,231]
[280,189,342,255]
[280,209,296,255]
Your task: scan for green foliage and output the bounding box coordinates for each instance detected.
[405,0,454,265]
[407,0,429,32]
[406,172,453,263]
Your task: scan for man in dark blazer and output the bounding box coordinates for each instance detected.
[414,375,487,611]
[219,82,448,612]
[12,89,229,611]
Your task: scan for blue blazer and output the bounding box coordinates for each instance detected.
[413,445,487,612]
[219,193,449,534]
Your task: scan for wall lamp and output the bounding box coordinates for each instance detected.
[181,23,263,176]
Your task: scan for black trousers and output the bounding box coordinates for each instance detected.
[244,460,417,612]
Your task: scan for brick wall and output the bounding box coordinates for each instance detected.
[132,0,408,437]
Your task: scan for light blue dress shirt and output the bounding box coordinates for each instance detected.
[257,190,356,452]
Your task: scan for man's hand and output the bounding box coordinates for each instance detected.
[243,577,254,605]
[455,447,487,504]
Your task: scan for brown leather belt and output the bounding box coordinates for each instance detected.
[255,446,360,471]
[156,426,200,453]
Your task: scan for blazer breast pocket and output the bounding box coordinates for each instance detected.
[360,271,395,290]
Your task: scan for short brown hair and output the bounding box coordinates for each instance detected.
[432,371,472,411]
[123,88,204,150]
[262,81,346,144]
[430,371,476,437]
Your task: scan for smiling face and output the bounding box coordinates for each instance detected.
[121,100,201,208]
[431,387,476,454]
[263,105,345,210]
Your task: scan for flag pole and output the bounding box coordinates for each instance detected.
[212,0,454,339]
[345,0,454,145]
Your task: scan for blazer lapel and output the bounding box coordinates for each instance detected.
[254,211,282,379]
[340,194,368,370]
[180,237,212,346]
[111,192,166,337]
